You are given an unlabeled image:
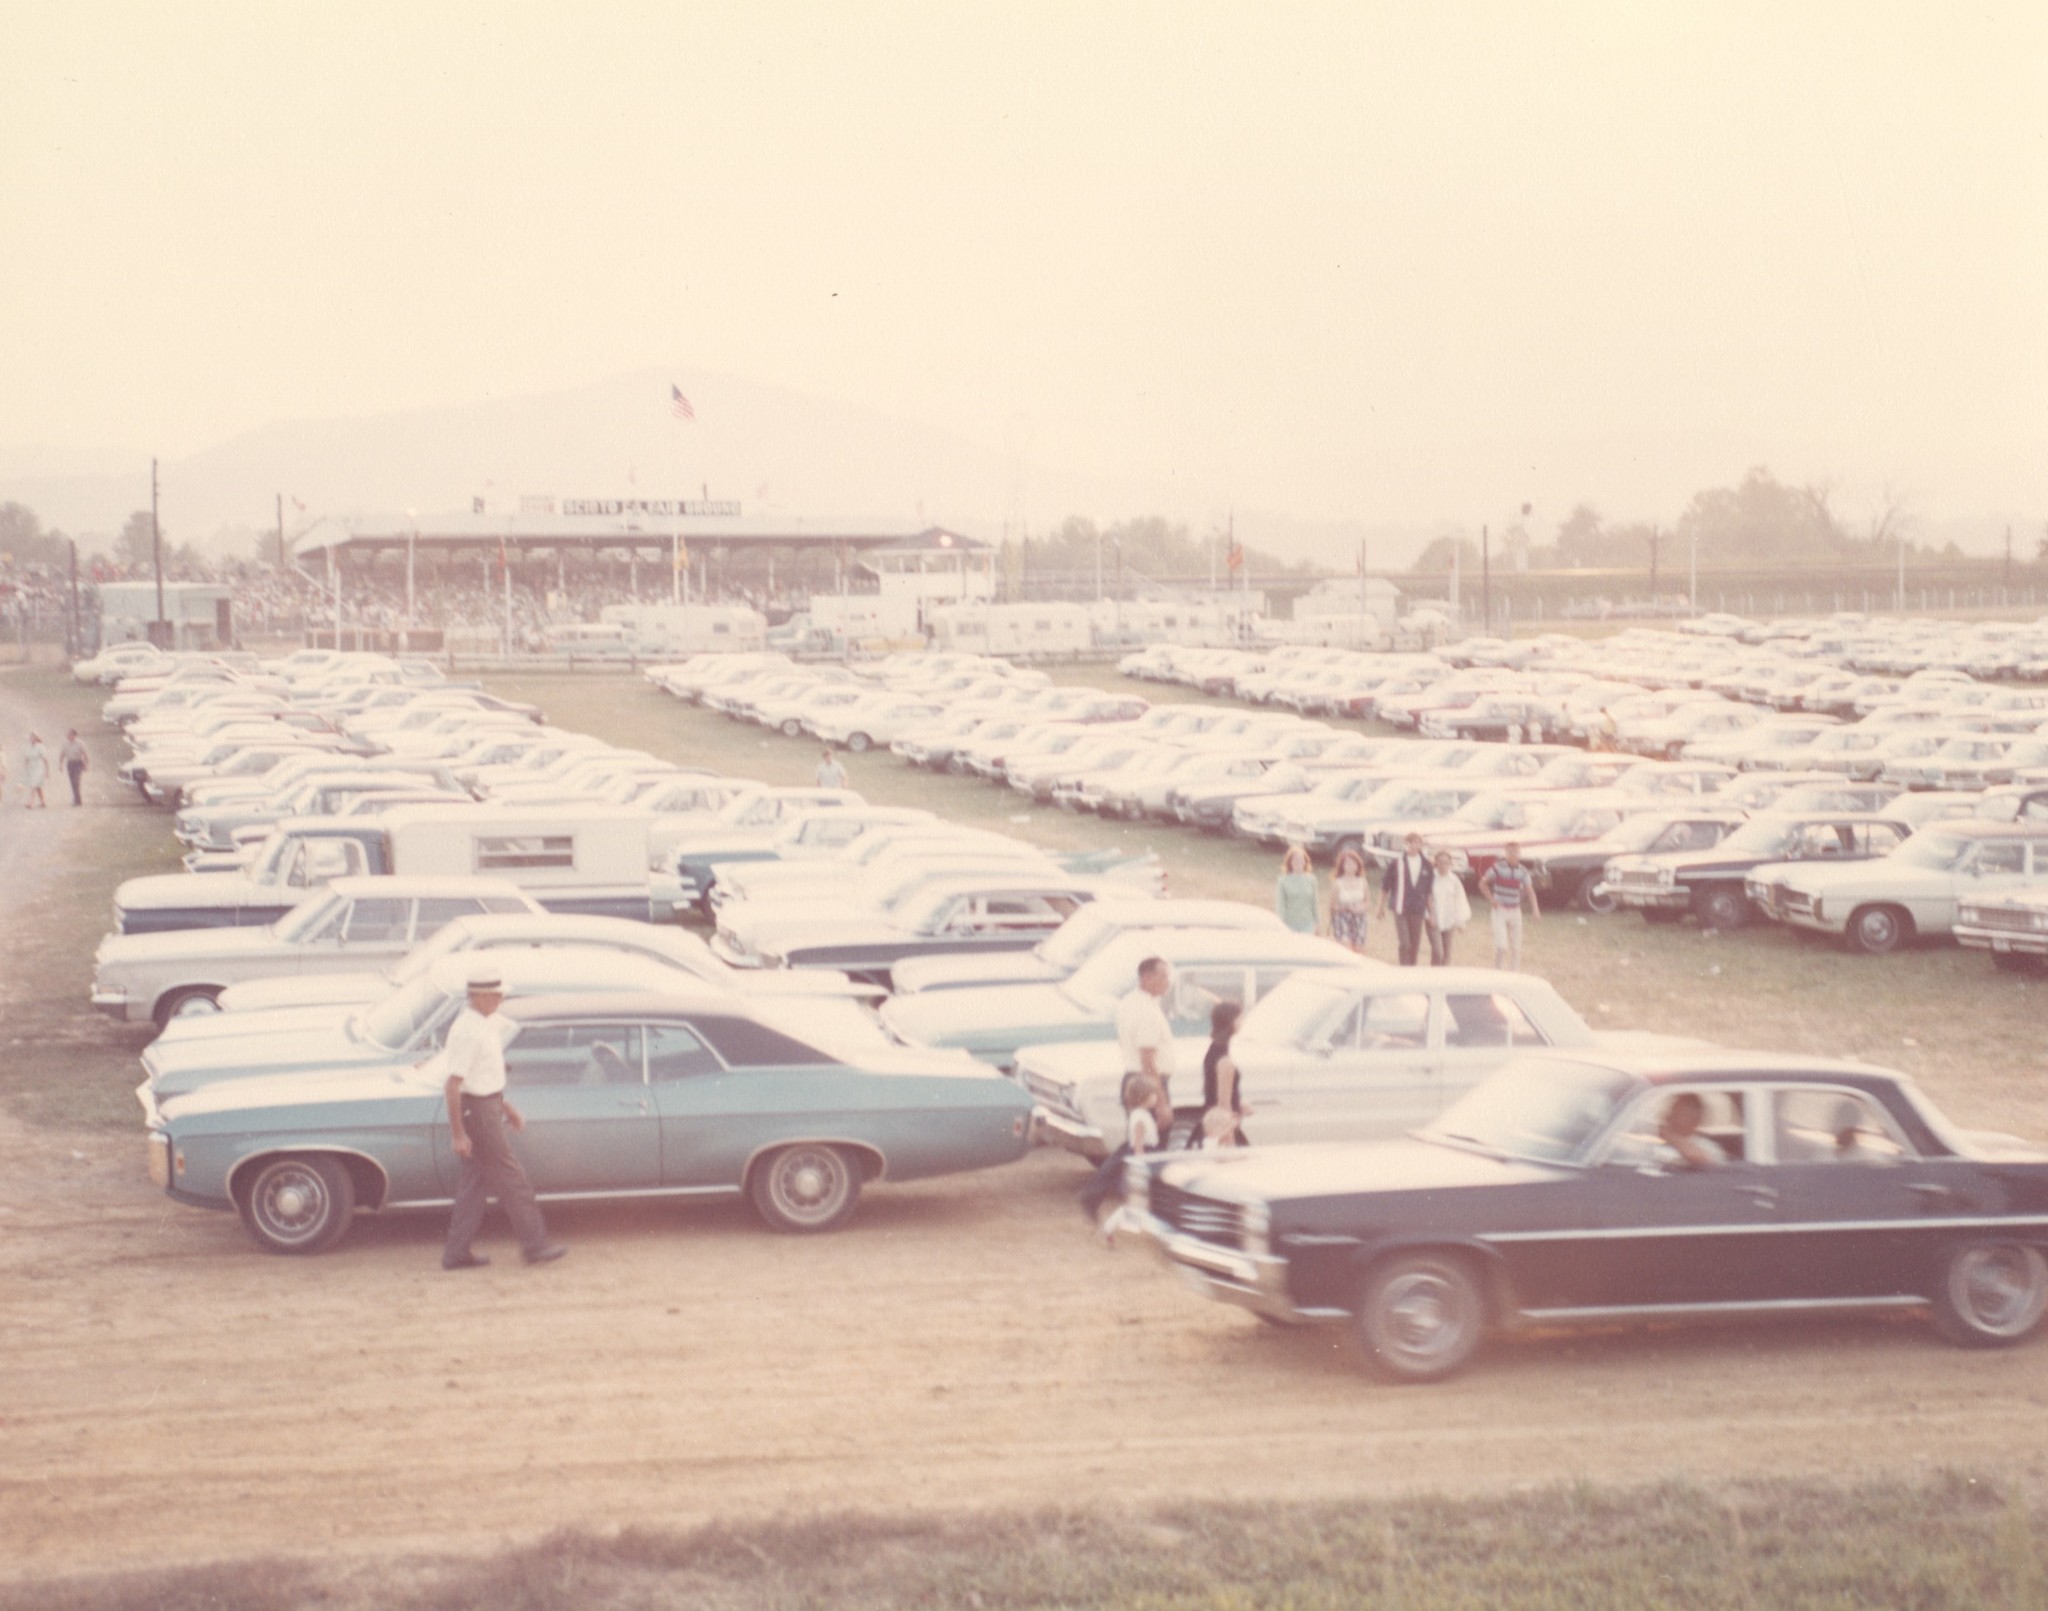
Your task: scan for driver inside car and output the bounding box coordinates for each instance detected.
[1656,1092,1728,1170]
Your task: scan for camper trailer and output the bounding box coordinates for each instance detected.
[600,603,767,655]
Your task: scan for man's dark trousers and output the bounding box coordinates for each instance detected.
[443,1094,550,1264]
[1394,910,1427,966]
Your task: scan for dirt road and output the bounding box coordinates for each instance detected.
[7,678,2048,1580]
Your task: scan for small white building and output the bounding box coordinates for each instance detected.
[97,581,234,650]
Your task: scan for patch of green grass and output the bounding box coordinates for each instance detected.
[489,669,2045,1135]
[9,1475,2043,1610]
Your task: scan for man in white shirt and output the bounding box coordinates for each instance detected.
[815,748,849,789]
[441,973,566,1271]
[1113,955,1177,1106]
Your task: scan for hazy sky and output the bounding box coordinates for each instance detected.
[5,2,2044,534]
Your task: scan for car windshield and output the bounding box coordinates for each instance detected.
[1716,819,1797,857]
[359,976,458,1052]
[1038,907,1110,968]
[1595,815,1693,854]
[1894,833,1972,870]
[273,889,346,942]
[1422,1058,1639,1163]
[1241,976,1356,1048]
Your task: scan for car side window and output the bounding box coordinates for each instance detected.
[1967,843,2026,877]
[1169,967,1246,1032]
[1444,993,1548,1050]
[341,897,411,943]
[1358,991,1431,1051]
[1603,1087,1748,1168]
[412,898,484,938]
[1772,1087,1911,1165]
[505,1025,644,1089]
[645,1023,722,1080]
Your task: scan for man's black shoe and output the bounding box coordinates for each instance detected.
[442,1253,491,1270]
[524,1244,568,1266]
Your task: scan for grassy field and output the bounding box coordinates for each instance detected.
[12,1476,2048,1610]
[491,666,2048,1138]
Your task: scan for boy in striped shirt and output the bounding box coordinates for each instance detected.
[1478,842,1540,971]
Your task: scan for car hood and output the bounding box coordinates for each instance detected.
[146,1022,393,1098]
[889,951,1063,993]
[116,874,294,913]
[882,983,1087,1048]
[1154,1136,1570,1203]
[216,973,387,1012]
[747,915,919,956]
[1772,860,1942,895]
[158,1063,447,1125]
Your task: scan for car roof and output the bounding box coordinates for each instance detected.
[1519,1045,1909,1089]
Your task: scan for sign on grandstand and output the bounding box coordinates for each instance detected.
[561,498,742,518]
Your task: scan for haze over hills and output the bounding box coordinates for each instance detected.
[0,367,2023,572]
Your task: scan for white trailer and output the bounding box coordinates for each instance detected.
[600,603,767,654]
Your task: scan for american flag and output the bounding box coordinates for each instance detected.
[1225,540,1245,573]
[670,384,696,422]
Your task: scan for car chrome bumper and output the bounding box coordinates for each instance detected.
[90,986,135,1021]
[1610,887,1688,911]
[1956,928,2048,956]
[1029,1103,1106,1158]
[1129,1213,1330,1324]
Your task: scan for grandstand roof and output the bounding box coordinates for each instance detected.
[291,511,988,564]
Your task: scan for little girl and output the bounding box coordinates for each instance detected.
[1094,1073,1168,1244]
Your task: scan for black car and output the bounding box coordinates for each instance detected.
[1530,810,1744,915]
[1132,1050,2048,1381]
[1603,812,1911,930]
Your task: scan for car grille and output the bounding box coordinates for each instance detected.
[1962,907,2036,934]
[1609,867,1666,888]
[1773,885,1813,918]
[1021,1068,1077,1113]
[1149,1181,1246,1249]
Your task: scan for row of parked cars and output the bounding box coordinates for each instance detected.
[642,643,2048,1379]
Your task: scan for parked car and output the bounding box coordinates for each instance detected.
[885,928,1363,1073]
[143,991,1035,1254]
[1954,887,2048,972]
[1766,821,2048,953]
[1606,813,1910,930]
[91,877,544,1027]
[1128,1049,2048,1380]
[1024,966,1691,1160]
[1530,811,1745,914]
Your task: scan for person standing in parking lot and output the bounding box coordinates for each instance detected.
[1274,844,1319,934]
[1327,847,1371,953]
[1478,842,1539,970]
[20,733,48,809]
[815,748,848,789]
[60,729,89,806]
[1376,832,1434,965]
[441,973,567,1271]
[1426,848,1472,965]
[1114,955,1177,1107]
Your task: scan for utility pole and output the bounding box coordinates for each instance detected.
[150,457,165,640]
[67,538,81,658]
[1689,525,1698,614]
[275,493,285,569]
[1648,526,1660,607]
[1480,526,1491,635]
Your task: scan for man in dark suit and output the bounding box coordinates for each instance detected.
[1376,831,1435,966]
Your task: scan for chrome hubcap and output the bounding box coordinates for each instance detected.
[1381,1272,1466,1360]
[1957,1248,2045,1335]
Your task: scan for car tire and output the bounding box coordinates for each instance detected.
[1355,1251,1486,1382]
[237,1154,356,1255]
[845,732,871,754]
[779,718,802,737]
[1931,1242,2048,1348]
[750,1143,862,1234]
[1846,904,1910,956]
[1694,887,1749,931]
[1578,880,1618,915]
[154,985,223,1028]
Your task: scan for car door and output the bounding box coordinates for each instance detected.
[648,1019,807,1193]
[1760,1084,1974,1299]
[495,1022,658,1192]
[1256,985,1439,1145]
[1570,1084,1789,1308]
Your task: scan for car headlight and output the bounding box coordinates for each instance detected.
[2033,913,2048,934]
[1810,898,1824,922]
[1657,867,1676,886]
